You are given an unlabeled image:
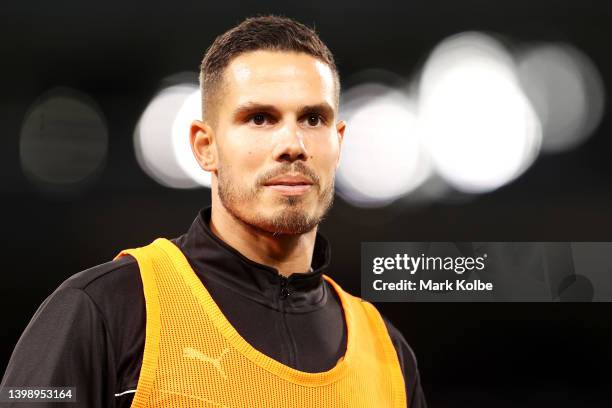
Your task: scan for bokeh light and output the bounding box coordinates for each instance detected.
[19,87,108,193]
[134,81,208,189]
[516,42,605,153]
[418,32,542,193]
[131,37,605,204]
[172,89,211,187]
[337,81,432,208]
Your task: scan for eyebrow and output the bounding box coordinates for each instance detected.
[232,102,335,120]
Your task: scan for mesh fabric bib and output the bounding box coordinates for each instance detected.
[115,238,406,407]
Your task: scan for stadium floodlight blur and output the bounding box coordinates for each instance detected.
[418,32,542,194]
[516,42,605,154]
[134,77,210,189]
[172,88,211,187]
[337,79,432,208]
[133,37,604,203]
[19,87,108,194]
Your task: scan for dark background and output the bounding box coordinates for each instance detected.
[2,1,611,407]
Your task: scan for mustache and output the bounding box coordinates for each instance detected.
[258,162,320,186]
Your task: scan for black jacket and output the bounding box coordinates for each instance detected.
[1,207,426,407]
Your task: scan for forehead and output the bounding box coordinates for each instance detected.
[222,50,336,109]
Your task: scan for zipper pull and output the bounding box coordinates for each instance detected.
[279,276,290,299]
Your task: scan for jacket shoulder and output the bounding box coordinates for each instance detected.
[59,255,139,293]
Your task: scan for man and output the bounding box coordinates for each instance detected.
[1,15,426,407]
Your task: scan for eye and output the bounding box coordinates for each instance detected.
[249,113,271,126]
[305,113,324,127]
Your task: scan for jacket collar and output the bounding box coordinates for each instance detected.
[175,206,332,312]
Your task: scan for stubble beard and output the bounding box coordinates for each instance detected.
[217,163,335,236]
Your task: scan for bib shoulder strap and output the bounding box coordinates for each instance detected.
[323,274,407,408]
[114,242,164,408]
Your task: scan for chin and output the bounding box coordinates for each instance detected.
[252,205,320,235]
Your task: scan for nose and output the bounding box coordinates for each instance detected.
[272,121,308,163]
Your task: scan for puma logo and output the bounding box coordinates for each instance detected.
[183,347,230,380]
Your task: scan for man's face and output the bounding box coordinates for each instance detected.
[212,50,344,235]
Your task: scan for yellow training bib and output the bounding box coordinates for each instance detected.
[115,238,406,407]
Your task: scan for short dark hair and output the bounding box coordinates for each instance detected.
[199,15,340,126]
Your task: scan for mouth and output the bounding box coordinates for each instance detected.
[264,183,313,196]
[263,174,314,196]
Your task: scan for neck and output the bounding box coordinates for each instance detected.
[209,202,317,277]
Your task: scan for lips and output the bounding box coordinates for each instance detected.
[263,174,314,196]
[263,174,314,187]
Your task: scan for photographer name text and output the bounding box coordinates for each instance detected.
[373,279,493,292]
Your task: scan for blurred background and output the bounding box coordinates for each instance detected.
[2,1,612,406]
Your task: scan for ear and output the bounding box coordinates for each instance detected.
[335,120,346,169]
[190,120,218,172]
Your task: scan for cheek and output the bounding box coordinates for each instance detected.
[310,138,340,168]
[240,148,267,172]
[308,151,339,190]
[224,136,266,171]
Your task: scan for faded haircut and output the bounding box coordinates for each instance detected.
[199,15,340,127]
